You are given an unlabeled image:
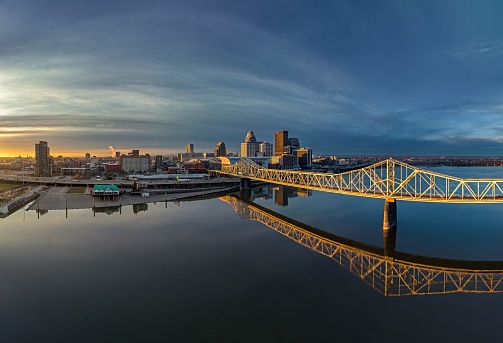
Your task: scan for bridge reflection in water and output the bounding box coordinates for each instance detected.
[220,194,503,296]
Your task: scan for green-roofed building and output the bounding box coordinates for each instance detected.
[92,184,121,196]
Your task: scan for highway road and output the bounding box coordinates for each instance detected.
[0,174,241,188]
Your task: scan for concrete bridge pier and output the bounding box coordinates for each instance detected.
[383,198,397,231]
[383,198,397,256]
[240,178,251,190]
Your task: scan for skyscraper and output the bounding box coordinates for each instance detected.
[274,130,288,156]
[35,141,50,176]
[186,144,194,153]
[259,141,273,157]
[241,131,260,157]
[288,137,300,149]
[244,131,257,144]
[214,142,227,157]
[155,155,163,169]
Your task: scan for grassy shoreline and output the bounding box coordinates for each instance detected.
[67,187,86,194]
[0,184,24,192]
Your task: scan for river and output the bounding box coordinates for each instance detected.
[1,166,503,342]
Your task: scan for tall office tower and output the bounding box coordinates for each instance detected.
[85,152,91,161]
[214,142,227,157]
[241,142,256,157]
[155,155,163,169]
[244,130,257,144]
[186,144,194,153]
[288,138,300,149]
[35,141,50,176]
[132,149,140,157]
[259,141,273,157]
[274,130,288,156]
[115,151,121,159]
[245,130,259,154]
[241,131,260,157]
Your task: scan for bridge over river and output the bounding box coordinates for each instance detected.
[221,195,503,296]
[218,158,503,203]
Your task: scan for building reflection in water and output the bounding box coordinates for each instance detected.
[93,206,121,216]
[273,186,311,207]
[89,203,149,216]
[251,186,273,200]
[133,203,148,214]
[239,185,311,205]
[220,194,503,296]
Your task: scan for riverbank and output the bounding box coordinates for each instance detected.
[26,186,239,211]
[0,186,43,216]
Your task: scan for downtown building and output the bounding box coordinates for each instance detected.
[35,141,52,176]
[154,155,164,169]
[271,130,306,169]
[259,141,273,157]
[214,142,227,157]
[240,131,260,157]
[274,130,289,156]
[178,144,204,161]
[274,130,301,156]
[121,150,151,173]
[270,154,299,170]
[294,147,313,168]
[240,131,273,157]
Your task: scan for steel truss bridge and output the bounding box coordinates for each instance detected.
[219,158,503,203]
[221,195,503,296]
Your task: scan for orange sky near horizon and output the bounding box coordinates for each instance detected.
[0,149,107,158]
[0,147,180,158]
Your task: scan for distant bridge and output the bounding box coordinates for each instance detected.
[219,158,503,203]
[221,195,503,296]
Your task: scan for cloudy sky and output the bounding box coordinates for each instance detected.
[2,0,503,157]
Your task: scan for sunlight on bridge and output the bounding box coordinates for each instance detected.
[218,158,503,203]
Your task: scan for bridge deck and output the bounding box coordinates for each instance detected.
[218,158,503,203]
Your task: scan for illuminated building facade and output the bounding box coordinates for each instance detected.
[241,131,260,157]
[214,142,227,157]
[274,130,288,156]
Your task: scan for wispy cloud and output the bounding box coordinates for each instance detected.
[433,37,503,59]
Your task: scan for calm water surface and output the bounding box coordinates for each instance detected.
[2,166,503,342]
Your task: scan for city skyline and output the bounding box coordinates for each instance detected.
[2,1,503,157]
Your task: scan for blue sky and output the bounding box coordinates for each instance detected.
[2,0,503,156]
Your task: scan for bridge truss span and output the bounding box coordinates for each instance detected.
[219,158,503,203]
